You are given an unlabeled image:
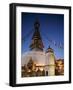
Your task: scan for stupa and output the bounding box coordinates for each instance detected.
[21,19,55,76]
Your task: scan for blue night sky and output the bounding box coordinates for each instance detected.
[21,12,64,59]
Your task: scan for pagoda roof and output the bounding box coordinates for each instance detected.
[46,46,54,53]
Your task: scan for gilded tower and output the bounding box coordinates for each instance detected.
[29,20,44,51]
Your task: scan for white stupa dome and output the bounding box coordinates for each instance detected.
[21,50,46,66]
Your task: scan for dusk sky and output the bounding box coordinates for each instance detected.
[21,12,64,59]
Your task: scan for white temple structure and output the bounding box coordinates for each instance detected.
[21,20,55,76]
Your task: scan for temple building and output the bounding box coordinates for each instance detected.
[21,19,64,77]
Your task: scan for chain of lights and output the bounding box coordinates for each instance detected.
[22,29,64,50]
[41,31,64,50]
